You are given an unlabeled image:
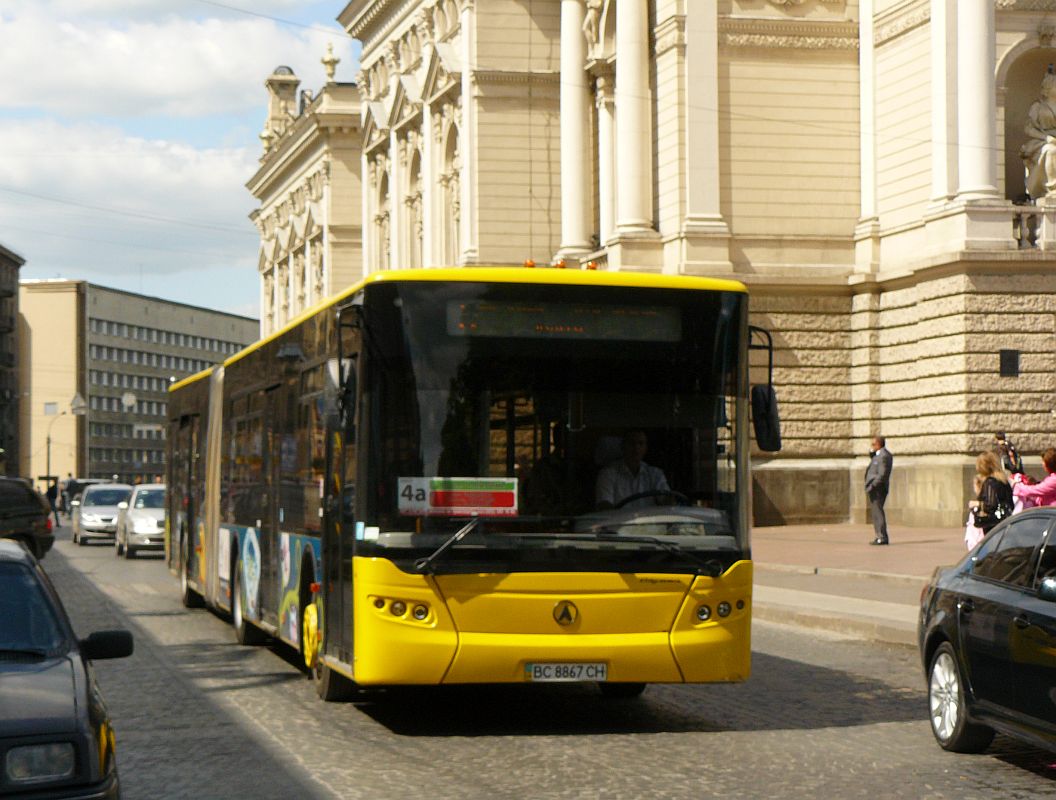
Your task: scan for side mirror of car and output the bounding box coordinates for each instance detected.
[1038,576,1056,602]
[117,501,128,510]
[79,630,134,661]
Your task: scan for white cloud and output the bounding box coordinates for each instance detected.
[0,4,355,117]
[0,118,262,314]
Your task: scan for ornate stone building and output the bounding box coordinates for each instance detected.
[248,50,364,336]
[250,0,1056,527]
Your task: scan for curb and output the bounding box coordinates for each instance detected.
[755,562,931,588]
[752,601,918,647]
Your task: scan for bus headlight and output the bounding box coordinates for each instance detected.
[696,604,712,622]
[717,601,732,618]
[412,604,428,621]
[390,601,407,617]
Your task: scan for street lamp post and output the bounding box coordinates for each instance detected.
[45,411,66,486]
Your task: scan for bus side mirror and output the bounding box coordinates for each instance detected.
[751,384,782,452]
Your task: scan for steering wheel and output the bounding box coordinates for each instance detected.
[615,490,690,509]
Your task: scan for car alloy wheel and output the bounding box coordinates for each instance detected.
[927,642,994,752]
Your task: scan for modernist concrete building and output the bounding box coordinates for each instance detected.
[248,50,365,336]
[0,245,23,477]
[253,0,1056,527]
[19,281,257,486]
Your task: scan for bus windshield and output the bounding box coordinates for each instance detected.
[360,280,747,571]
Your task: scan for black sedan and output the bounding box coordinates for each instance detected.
[919,507,1056,754]
[0,539,133,798]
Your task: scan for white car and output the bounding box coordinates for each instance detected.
[71,484,133,545]
[114,484,166,559]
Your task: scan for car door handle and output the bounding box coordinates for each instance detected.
[1013,614,1031,630]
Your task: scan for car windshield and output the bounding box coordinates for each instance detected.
[134,489,165,509]
[0,562,66,655]
[84,488,130,506]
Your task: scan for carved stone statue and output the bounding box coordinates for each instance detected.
[583,0,602,47]
[1021,71,1056,199]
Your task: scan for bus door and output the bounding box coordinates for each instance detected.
[258,384,282,627]
[322,307,360,665]
[174,414,200,580]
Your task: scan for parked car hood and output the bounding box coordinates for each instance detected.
[129,509,165,524]
[0,657,77,736]
[81,505,122,516]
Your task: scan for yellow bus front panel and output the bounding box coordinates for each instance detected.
[351,558,752,686]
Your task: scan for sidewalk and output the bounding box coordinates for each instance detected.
[750,523,968,647]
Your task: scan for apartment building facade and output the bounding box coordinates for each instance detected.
[20,281,258,486]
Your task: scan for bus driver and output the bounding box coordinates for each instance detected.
[595,430,671,510]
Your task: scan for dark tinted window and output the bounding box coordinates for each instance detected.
[83,488,131,506]
[0,562,66,653]
[1035,529,1056,588]
[133,489,165,509]
[972,515,1050,588]
[0,481,37,508]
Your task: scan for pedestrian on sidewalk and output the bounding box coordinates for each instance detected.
[968,452,1013,540]
[1012,447,1056,508]
[44,480,60,527]
[994,431,1024,475]
[865,435,893,545]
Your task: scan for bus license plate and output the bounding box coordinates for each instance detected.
[525,662,607,682]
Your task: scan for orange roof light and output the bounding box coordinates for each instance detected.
[523,259,536,268]
[584,261,598,271]
[553,259,566,269]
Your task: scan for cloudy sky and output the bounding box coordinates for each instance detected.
[0,0,360,319]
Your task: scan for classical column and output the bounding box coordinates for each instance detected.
[459,0,479,262]
[559,0,591,257]
[930,0,958,202]
[389,130,403,269]
[615,0,653,233]
[956,0,997,199]
[859,0,877,219]
[684,0,725,230]
[595,72,616,245]
[422,102,435,266]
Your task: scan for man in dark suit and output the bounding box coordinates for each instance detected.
[865,436,893,545]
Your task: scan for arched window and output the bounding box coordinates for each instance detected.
[442,126,461,264]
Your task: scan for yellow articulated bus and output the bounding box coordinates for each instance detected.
[166,267,780,700]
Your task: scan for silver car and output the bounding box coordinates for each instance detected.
[114,484,166,559]
[71,484,132,545]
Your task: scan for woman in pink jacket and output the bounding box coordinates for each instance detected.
[1012,447,1056,507]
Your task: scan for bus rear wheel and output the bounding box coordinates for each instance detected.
[232,561,266,645]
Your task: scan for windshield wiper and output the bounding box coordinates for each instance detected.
[414,517,481,574]
[590,529,724,576]
[486,529,725,577]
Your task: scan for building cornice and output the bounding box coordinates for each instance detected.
[874,0,929,47]
[997,0,1056,10]
[718,17,858,50]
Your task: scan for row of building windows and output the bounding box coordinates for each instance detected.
[90,318,242,354]
[89,371,171,393]
[89,344,212,374]
[89,395,168,416]
[89,448,165,465]
[89,423,166,440]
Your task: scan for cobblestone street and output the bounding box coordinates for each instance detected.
[43,528,1056,800]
